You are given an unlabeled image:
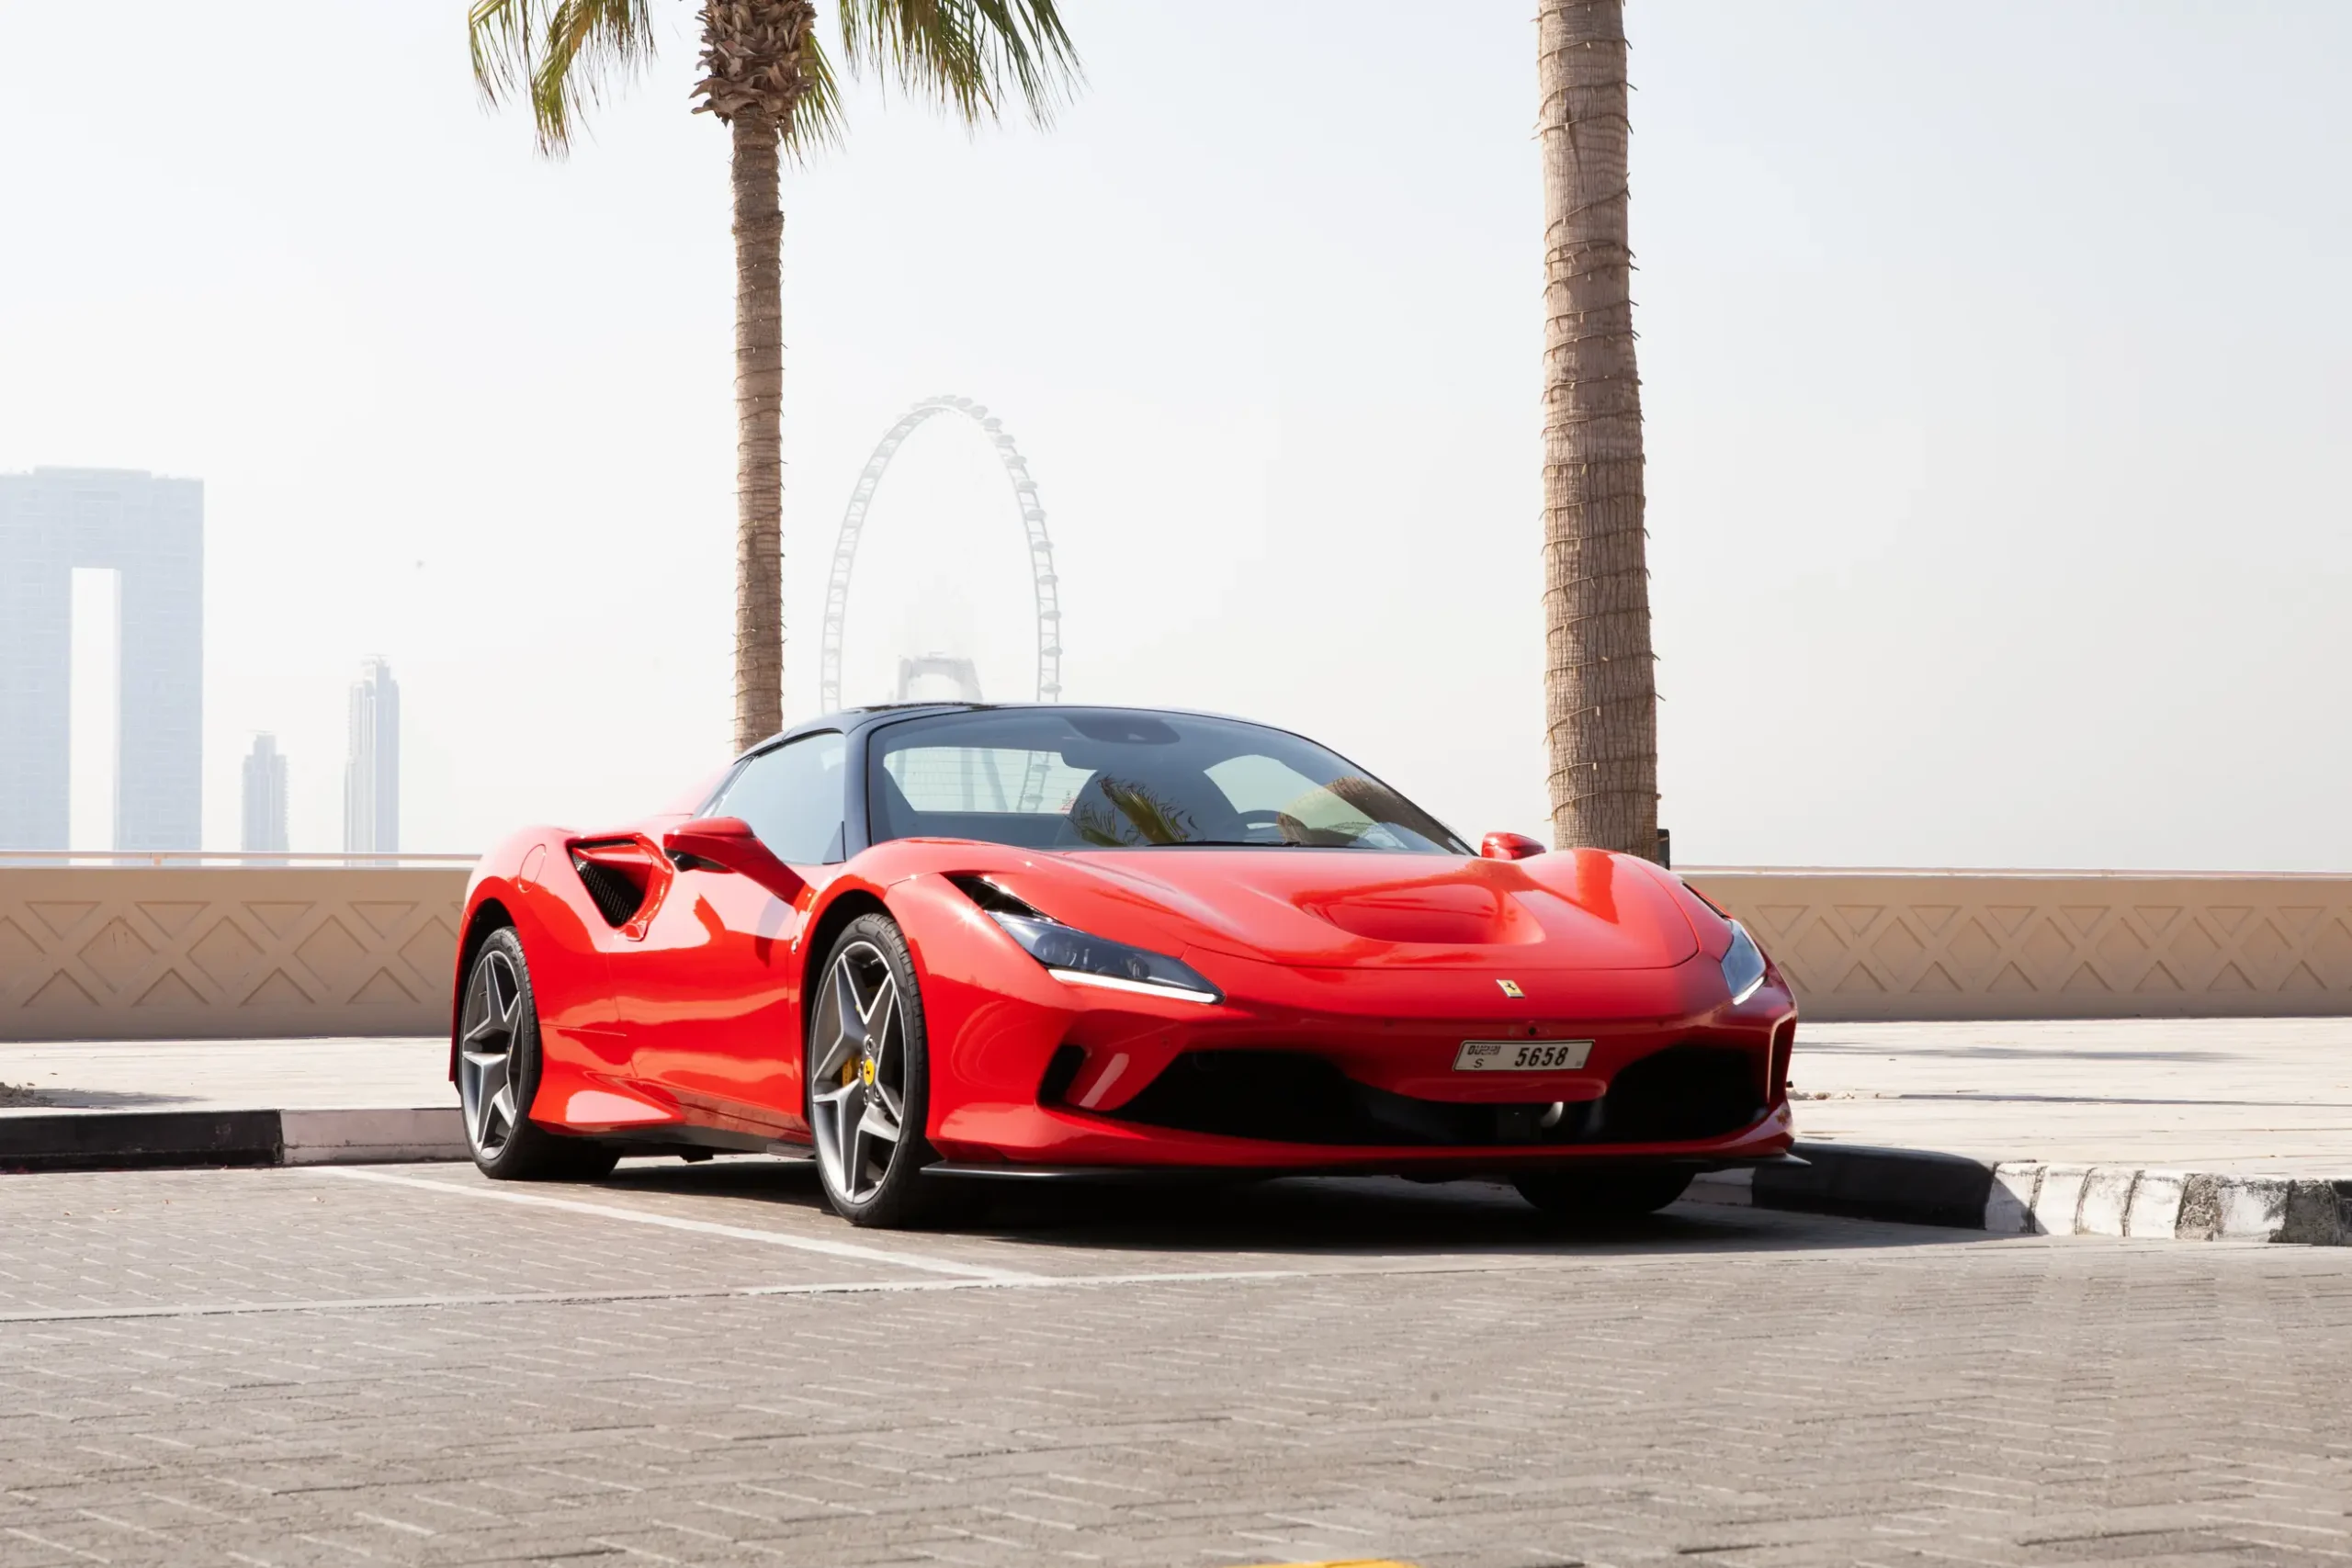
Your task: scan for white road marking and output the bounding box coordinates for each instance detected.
[301,1165,1043,1282]
[0,1240,2085,1326]
[0,1269,1319,1325]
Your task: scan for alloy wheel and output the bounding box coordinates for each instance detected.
[810,939,908,1205]
[458,946,525,1159]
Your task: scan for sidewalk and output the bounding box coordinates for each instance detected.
[1707,1018,2351,1244]
[3,1021,2346,1239]
[0,1036,447,1114]
[1789,1018,2352,1177]
[0,1037,453,1168]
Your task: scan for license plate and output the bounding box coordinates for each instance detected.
[1453,1039,1593,1073]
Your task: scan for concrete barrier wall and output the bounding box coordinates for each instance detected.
[4,863,2348,1039]
[0,865,469,1042]
[1687,869,2352,1021]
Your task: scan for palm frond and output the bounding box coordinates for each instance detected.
[780,28,847,156]
[833,0,1079,129]
[1069,776,1195,847]
[468,0,656,153]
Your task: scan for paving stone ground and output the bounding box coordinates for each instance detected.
[1,1159,2348,1568]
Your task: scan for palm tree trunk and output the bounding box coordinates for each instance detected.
[731,107,785,753]
[1537,0,1657,859]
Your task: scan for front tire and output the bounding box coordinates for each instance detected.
[806,914,967,1229]
[457,928,619,1181]
[1513,1167,1693,1224]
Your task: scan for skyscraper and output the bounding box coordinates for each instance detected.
[242,734,288,853]
[0,468,204,851]
[342,659,400,854]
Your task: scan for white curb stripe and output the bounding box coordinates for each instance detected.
[1969,1161,2347,1244]
[1754,1146,2346,1244]
[2125,1171,2188,1237]
[2077,1168,2136,1236]
[1985,1165,2039,1235]
[2030,1165,2090,1236]
[279,1108,467,1166]
[2216,1178,2290,1240]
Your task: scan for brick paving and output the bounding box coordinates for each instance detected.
[0,1162,2348,1568]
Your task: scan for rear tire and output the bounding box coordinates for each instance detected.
[457,928,620,1182]
[1512,1167,1693,1224]
[806,914,971,1229]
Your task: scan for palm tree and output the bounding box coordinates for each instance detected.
[468,0,1078,752]
[1536,0,1657,858]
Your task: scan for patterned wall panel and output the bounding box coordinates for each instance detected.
[6,867,2350,1039]
[1686,871,2352,1021]
[0,867,469,1041]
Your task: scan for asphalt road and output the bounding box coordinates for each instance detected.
[1,1159,2347,1568]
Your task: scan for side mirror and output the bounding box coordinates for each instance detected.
[1480,831,1547,862]
[662,816,808,904]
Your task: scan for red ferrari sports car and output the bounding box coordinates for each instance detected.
[451,705,1797,1226]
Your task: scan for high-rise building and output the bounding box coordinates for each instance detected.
[0,468,204,851]
[241,734,288,853]
[342,659,400,854]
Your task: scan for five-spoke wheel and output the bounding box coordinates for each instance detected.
[806,914,965,1227]
[809,938,908,1205]
[458,942,526,1161]
[456,928,618,1181]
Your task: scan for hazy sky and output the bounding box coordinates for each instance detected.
[3,2,2346,868]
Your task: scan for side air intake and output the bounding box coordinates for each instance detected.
[571,845,650,927]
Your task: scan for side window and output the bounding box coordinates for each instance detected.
[712,732,848,863]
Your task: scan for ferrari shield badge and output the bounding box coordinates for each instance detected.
[1495,978,1525,998]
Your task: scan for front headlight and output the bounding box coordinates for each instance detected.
[989,912,1224,1004]
[1721,919,1767,1005]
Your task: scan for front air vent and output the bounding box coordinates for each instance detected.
[1037,1043,1087,1105]
[948,874,1044,919]
[571,848,649,928]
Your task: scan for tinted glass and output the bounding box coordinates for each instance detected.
[712,731,847,863]
[868,710,1469,854]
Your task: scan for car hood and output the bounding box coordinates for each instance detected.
[984,847,1700,971]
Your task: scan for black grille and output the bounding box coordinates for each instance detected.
[572,856,647,927]
[1102,1044,1763,1147]
[1111,1053,1378,1144]
[1598,1043,1766,1143]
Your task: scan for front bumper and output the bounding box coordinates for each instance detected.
[897,875,1798,1174]
[931,1097,1798,1173]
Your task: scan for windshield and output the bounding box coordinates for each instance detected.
[867,709,1471,854]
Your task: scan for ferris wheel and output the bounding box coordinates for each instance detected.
[816,395,1062,714]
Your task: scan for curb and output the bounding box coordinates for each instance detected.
[5,1116,2347,1247]
[1688,1142,2352,1246]
[0,1107,467,1173]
